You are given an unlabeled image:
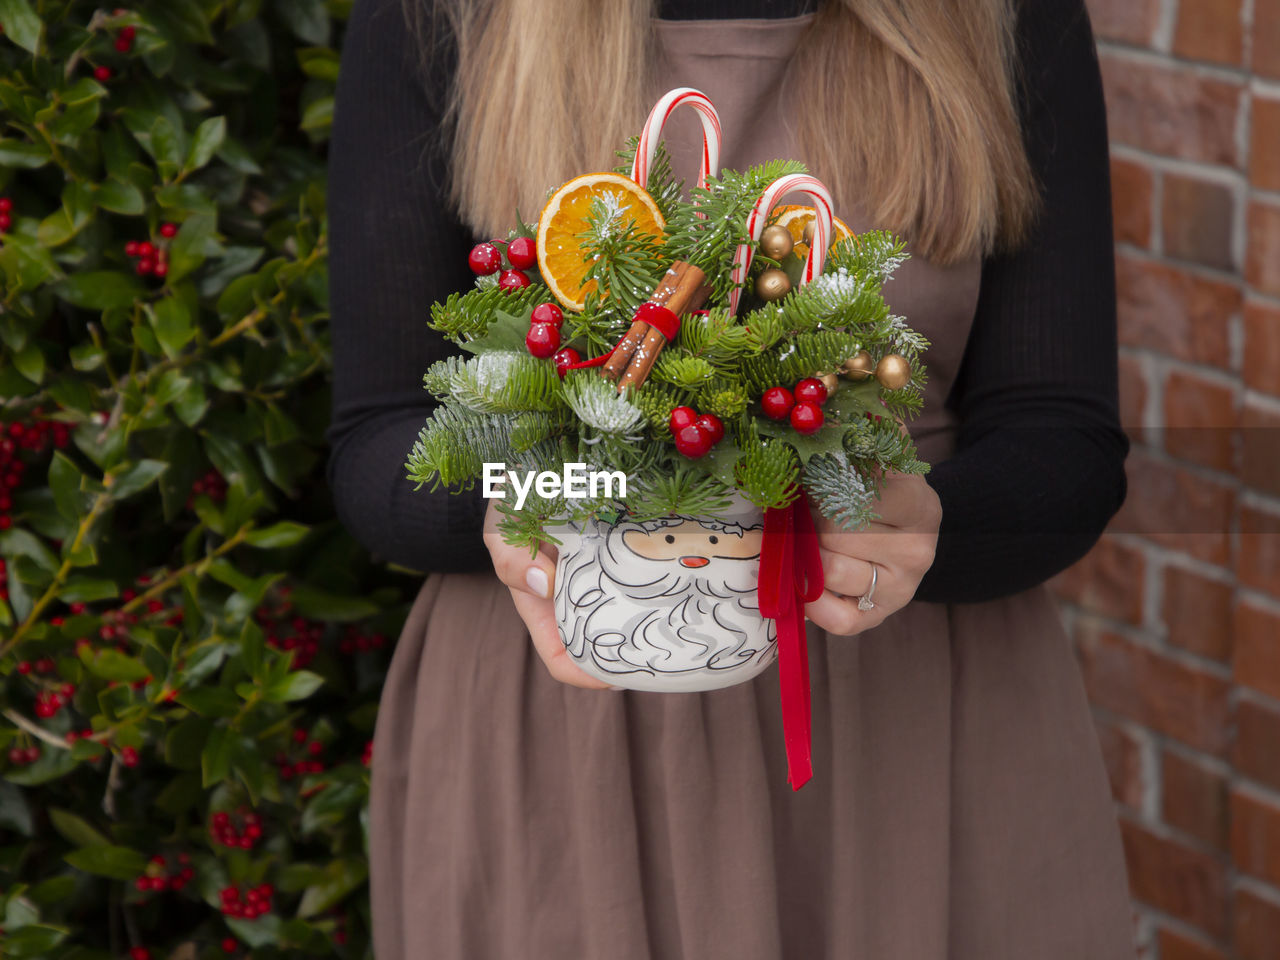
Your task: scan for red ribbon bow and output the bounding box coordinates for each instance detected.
[758,492,825,790]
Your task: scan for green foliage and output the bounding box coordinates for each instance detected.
[1,3,403,957]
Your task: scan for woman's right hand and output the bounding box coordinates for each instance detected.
[482,499,614,689]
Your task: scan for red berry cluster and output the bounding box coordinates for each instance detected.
[524,302,563,359]
[130,947,152,960]
[337,626,386,655]
[256,610,324,669]
[2,414,71,533]
[469,236,537,291]
[185,468,227,510]
[34,685,75,718]
[760,377,828,435]
[0,195,12,234]
[210,809,264,850]
[668,407,725,459]
[123,224,177,279]
[218,882,273,920]
[133,852,194,894]
[275,728,327,782]
[6,745,41,766]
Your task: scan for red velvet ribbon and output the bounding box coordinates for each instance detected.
[758,491,825,790]
[565,302,683,371]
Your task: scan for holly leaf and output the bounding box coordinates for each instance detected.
[459,308,534,355]
[0,0,44,54]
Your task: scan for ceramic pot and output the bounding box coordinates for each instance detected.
[549,494,777,692]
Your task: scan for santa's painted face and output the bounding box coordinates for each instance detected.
[622,519,762,569]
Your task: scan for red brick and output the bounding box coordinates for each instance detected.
[1156,927,1228,960]
[1243,301,1280,397]
[1162,750,1229,850]
[1161,174,1237,271]
[1094,714,1149,808]
[1256,0,1280,81]
[1172,0,1245,66]
[1086,0,1160,44]
[1119,817,1228,937]
[1118,352,1149,433]
[1235,699,1280,793]
[1112,157,1154,248]
[1239,506,1280,597]
[1246,201,1280,298]
[1162,566,1233,662]
[1235,602,1280,700]
[1116,255,1238,370]
[1230,790,1280,886]
[1241,403,1280,499]
[1109,451,1235,565]
[1235,887,1280,960]
[1161,369,1238,474]
[1050,537,1146,624]
[1099,55,1242,167]
[1077,626,1232,754]
[1251,96,1280,192]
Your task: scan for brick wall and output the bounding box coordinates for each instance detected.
[1048,2,1280,957]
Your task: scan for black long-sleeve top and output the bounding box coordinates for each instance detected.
[325,0,1128,604]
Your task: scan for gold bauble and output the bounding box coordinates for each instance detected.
[755,268,792,302]
[818,372,840,394]
[759,224,794,260]
[840,350,874,380]
[875,353,911,390]
[802,219,815,245]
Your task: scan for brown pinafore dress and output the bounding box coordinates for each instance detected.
[369,15,1136,959]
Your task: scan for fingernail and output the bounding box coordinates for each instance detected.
[607,685,624,692]
[525,566,549,598]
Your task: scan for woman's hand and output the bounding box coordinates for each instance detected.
[482,500,614,689]
[804,471,941,636]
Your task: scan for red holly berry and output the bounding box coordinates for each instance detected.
[673,423,714,459]
[694,414,724,446]
[120,25,136,40]
[498,269,530,292]
[137,241,154,258]
[136,258,153,276]
[121,746,139,767]
[153,262,168,278]
[553,348,580,378]
[467,243,501,275]
[525,322,560,359]
[0,212,9,232]
[760,387,795,421]
[530,302,563,328]
[0,198,11,213]
[223,938,238,953]
[790,401,824,435]
[94,65,111,81]
[793,377,828,405]
[159,222,177,238]
[130,948,150,960]
[114,34,132,52]
[506,236,537,269]
[668,406,698,433]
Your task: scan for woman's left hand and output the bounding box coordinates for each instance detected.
[804,470,942,636]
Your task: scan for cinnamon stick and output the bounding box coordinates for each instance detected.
[617,270,710,392]
[601,262,706,383]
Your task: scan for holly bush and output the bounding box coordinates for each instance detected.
[0,2,413,957]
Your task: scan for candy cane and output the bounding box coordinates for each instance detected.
[630,87,722,191]
[728,174,834,316]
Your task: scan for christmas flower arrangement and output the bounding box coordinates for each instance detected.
[404,89,931,786]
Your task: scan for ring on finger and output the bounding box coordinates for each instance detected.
[856,564,878,612]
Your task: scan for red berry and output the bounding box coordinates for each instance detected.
[0,212,10,231]
[137,241,154,258]
[130,948,150,960]
[125,241,140,257]
[223,939,238,953]
[159,222,177,238]
[94,65,111,81]
[136,258,153,275]
[24,746,39,763]
[498,269,530,292]
[121,25,136,40]
[506,236,537,269]
[16,660,30,674]
[121,746,139,767]
[793,377,828,405]
[114,35,132,52]
[134,876,148,892]
[694,414,724,446]
[525,322,560,359]
[152,261,168,278]
[790,401,824,435]
[668,406,697,433]
[468,243,501,276]
[553,348,580,378]
[760,387,795,420]
[0,198,11,212]
[673,423,714,459]
[530,302,563,328]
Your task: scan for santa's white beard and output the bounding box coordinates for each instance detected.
[555,524,777,679]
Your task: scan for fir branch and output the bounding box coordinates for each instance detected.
[405,407,520,489]
[827,230,909,283]
[739,330,864,396]
[429,285,544,343]
[622,463,735,522]
[805,452,877,530]
[663,159,809,303]
[422,352,563,413]
[652,350,716,389]
[561,371,647,435]
[733,423,800,511]
[577,194,667,315]
[614,136,684,222]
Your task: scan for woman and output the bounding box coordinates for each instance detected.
[326,0,1135,957]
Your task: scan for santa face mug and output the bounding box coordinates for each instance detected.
[548,494,778,692]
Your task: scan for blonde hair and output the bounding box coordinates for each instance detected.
[402,0,1038,265]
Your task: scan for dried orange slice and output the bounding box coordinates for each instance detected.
[772,204,854,259]
[537,172,665,311]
